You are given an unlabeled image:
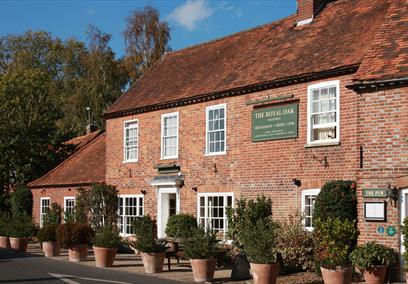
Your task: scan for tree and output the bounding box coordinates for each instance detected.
[123,5,170,83]
[10,184,33,216]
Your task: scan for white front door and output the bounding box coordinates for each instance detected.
[157,187,180,238]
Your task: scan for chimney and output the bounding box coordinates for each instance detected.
[86,124,97,134]
[296,0,330,26]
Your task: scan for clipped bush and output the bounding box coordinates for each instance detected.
[314,218,358,268]
[37,224,58,242]
[10,184,32,216]
[183,228,219,259]
[57,223,93,248]
[165,213,197,239]
[0,212,11,236]
[350,242,397,270]
[9,213,36,238]
[131,216,167,253]
[277,213,315,273]
[313,180,356,222]
[402,217,408,267]
[93,226,122,249]
[44,203,62,225]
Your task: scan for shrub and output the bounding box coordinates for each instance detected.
[165,213,197,239]
[93,226,122,248]
[183,228,219,259]
[44,203,62,225]
[314,218,358,268]
[313,180,356,222]
[10,184,32,216]
[131,216,167,253]
[37,224,58,242]
[350,242,397,270]
[9,213,36,238]
[402,217,408,266]
[0,212,11,236]
[57,223,93,248]
[276,213,315,273]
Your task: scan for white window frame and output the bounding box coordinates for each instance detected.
[118,194,144,236]
[123,119,139,163]
[63,196,76,216]
[161,112,179,159]
[40,197,50,228]
[307,80,340,145]
[301,189,320,231]
[205,103,227,156]
[197,192,234,237]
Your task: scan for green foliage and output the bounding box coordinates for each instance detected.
[276,213,315,273]
[183,228,219,259]
[44,202,62,225]
[57,223,94,247]
[227,196,279,264]
[131,215,167,253]
[0,212,11,236]
[313,180,357,222]
[8,213,36,238]
[37,224,58,242]
[402,217,408,265]
[350,242,397,270]
[93,226,122,248]
[165,213,197,239]
[314,218,358,268]
[10,184,33,216]
[74,188,89,224]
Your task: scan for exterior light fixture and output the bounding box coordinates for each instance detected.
[191,187,198,192]
[387,184,399,207]
[140,190,147,195]
[292,178,301,187]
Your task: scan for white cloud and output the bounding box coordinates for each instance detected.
[168,0,213,31]
[218,1,242,17]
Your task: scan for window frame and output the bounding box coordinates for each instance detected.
[63,196,76,216]
[123,119,139,163]
[301,189,320,231]
[118,194,144,236]
[205,103,227,156]
[306,80,340,145]
[197,192,234,237]
[40,197,50,228]
[161,112,179,160]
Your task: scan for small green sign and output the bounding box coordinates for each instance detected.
[377,226,385,235]
[386,226,397,237]
[252,104,298,142]
[363,189,388,198]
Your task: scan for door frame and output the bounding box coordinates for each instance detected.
[156,186,180,238]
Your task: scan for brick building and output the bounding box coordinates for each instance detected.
[30,0,407,259]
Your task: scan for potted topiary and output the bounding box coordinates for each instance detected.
[37,224,60,257]
[165,213,198,251]
[350,242,396,284]
[93,226,122,267]
[131,216,167,273]
[314,218,358,284]
[0,213,11,249]
[183,228,219,283]
[57,223,93,262]
[9,213,36,252]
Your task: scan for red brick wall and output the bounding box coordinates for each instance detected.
[106,75,359,222]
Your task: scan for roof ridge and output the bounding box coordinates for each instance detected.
[28,132,105,187]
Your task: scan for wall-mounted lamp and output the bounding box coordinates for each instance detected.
[140,190,147,195]
[387,184,399,207]
[41,189,46,194]
[213,164,218,173]
[191,187,198,192]
[292,178,302,187]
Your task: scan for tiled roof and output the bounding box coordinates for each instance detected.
[106,0,390,117]
[353,0,408,82]
[28,133,106,188]
[64,130,100,151]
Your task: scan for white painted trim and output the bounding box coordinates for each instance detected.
[307,80,340,145]
[301,189,320,231]
[63,196,75,212]
[40,197,50,227]
[296,17,313,26]
[205,103,227,156]
[160,111,179,160]
[118,194,144,236]
[123,119,139,163]
[156,187,180,238]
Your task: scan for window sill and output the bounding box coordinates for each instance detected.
[304,141,340,148]
[160,156,178,160]
[204,152,227,157]
[122,160,138,164]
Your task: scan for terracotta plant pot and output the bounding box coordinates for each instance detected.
[0,236,10,249]
[363,265,387,284]
[406,271,408,284]
[320,266,352,284]
[68,244,88,262]
[250,262,278,284]
[140,252,165,273]
[190,258,217,282]
[42,241,60,257]
[93,246,117,267]
[9,237,29,252]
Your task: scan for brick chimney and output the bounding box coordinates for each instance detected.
[86,124,97,134]
[296,0,330,26]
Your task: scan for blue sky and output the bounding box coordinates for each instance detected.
[0,0,296,58]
